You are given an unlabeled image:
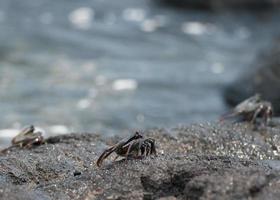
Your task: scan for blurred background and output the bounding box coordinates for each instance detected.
[1,0,280,146]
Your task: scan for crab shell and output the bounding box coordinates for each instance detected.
[12,125,43,146]
[234,94,262,114]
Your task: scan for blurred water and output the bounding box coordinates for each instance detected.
[1,0,280,145]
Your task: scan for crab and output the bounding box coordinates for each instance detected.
[1,125,44,153]
[221,94,273,124]
[96,131,156,167]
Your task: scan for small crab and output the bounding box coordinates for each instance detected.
[221,94,273,124]
[1,125,44,153]
[96,131,156,167]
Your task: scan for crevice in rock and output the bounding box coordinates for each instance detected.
[141,171,198,199]
[184,183,204,200]
[7,172,27,185]
[248,174,277,198]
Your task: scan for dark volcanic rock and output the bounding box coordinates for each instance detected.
[154,0,280,10]
[0,121,280,199]
[224,39,280,115]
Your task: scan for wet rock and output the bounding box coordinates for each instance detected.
[224,39,280,115]
[0,121,280,199]
[154,0,280,10]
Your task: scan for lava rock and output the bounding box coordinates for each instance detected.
[224,39,280,115]
[0,121,280,199]
[154,0,280,10]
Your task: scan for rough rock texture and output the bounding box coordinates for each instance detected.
[224,39,280,115]
[154,0,280,10]
[0,121,280,199]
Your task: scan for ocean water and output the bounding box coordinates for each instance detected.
[0,0,280,145]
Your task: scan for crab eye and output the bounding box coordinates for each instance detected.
[135,131,143,138]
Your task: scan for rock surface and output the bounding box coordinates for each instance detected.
[224,38,280,115]
[154,0,280,10]
[1,121,280,199]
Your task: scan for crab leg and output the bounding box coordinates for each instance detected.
[251,106,263,124]
[147,141,153,156]
[0,145,17,154]
[125,140,138,159]
[144,139,156,155]
[264,108,273,125]
[145,141,151,156]
[143,146,147,157]
[148,139,156,155]
[146,145,151,156]
[138,139,143,156]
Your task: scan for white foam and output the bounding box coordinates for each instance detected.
[140,15,166,32]
[141,19,158,32]
[0,129,19,138]
[49,125,69,134]
[77,98,91,109]
[34,127,46,136]
[211,62,225,74]
[0,126,45,138]
[182,22,208,35]
[69,7,94,29]
[112,79,138,91]
[122,8,146,22]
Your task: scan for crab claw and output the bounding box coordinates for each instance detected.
[96,146,116,167]
[131,131,143,140]
[20,125,35,135]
